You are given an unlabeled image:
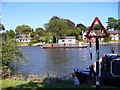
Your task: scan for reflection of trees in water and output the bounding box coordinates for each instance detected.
[44,49,72,77]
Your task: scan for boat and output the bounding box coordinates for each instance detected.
[72,53,120,86]
[41,42,87,49]
[32,42,43,46]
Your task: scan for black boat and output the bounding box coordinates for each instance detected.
[73,54,120,86]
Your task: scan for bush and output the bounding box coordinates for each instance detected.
[103,37,112,42]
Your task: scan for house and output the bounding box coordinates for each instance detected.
[82,30,104,41]
[58,36,76,44]
[16,34,32,42]
[109,30,120,40]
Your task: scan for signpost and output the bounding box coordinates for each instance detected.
[86,17,109,90]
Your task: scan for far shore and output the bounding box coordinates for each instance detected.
[18,41,120,46]
[84,41,120,45]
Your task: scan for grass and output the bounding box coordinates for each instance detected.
[1,80,28,89]
[1,80,120,90]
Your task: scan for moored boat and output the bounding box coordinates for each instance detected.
[41,42,87,49]
[72,53,120,86]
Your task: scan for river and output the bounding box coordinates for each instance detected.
[18,44,119,77]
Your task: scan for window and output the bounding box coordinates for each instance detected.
[25,35,28,38]
[69,40,72,42]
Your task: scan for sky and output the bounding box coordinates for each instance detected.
[1,1,119,31]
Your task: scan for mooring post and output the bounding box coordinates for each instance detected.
[96,38,99,90]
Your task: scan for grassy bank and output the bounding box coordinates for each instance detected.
[1,80,120,89]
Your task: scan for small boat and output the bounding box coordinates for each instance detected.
[41,42,87,49]
[72,53,120,86]
[32,43,43,46]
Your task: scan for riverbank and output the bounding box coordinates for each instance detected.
[84,41,120,45]
[18,41,120,46]
[1,80,120,89]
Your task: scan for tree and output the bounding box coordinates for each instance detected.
[1,37,26,79]
[106,17,118,30]
[65,19,75,29]
[0,24,5,31]
[35,28,44,36]
[76,23,86,28]
[15,25,32,34]
[68,23,87,40]
[5,30,15,39]
[103,37,112,42]
[50,16,60,21]
[50,16,75,29]
[93,24,102,30]
[44,19,69,43]
[69,27,82,40]
[1,27,26,79]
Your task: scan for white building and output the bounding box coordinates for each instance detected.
[58,36,76,44]
[109,30,120,40]
[16,34,32,42]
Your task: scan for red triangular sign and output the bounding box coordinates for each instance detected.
[86,17,109,38]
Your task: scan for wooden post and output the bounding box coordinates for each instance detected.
[89,41,92,59]
[96,38,99,90]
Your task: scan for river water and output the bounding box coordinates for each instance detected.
[19,44,119,77]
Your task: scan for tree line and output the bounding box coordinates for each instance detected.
[1,16,120,43]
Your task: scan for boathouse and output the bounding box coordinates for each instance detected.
[58,36,76,44]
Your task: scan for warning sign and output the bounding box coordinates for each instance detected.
[86,17,109,38]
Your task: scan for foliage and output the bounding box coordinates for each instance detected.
[35,28,44,36]
[4,30,15,39]
[76,23,86,28]
[15,25,32,34]
[93,24,102,30]
[1,37,26,79]
[44,19,69,43]
[50,16,60,20]
[65,19,75,29]
[0,24,5,31]
[103,37,112,42]
[50,16,75,29]
[106,17,119,30]
[69,26,86,40]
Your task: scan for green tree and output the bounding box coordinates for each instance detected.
[103,37,112,42]
[69,24,87,40]
[106,17,118,30]
[1,37,26,79]
[5,30,15,39]
[0,24,5,31]
[35,28,44,35]
[93,24,102,30]
[44,19,69,43]
[15,25,32,34]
